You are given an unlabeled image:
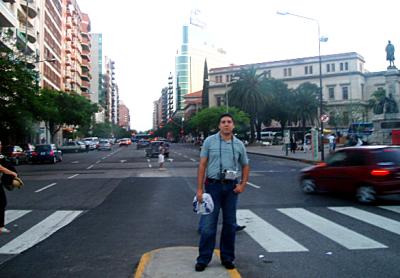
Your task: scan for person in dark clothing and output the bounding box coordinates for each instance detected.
[290,135,297,153]
[0,155,18,234]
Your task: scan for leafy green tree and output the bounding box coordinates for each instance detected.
[188,106,250,137]
[0,34,40,144]
[36,89,98,143]
[227,67,267,142]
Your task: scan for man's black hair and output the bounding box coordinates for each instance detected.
[218,113,234,123]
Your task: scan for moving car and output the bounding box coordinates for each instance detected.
[98,139,112,151]
[145,141,169,158]
[136,139,150,149]
[119,138,131,146]
[31,144,63,164]
[2,145,27,165]
[299,146,400,203]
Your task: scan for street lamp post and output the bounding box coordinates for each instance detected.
[277,11,327,160]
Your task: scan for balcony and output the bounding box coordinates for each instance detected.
[81,49,90,59]
[81,80,90,90]
[1,1,18,27]
[18,24,36,43]
[81,60,90,71]
[65,57,71,66]
[20,0,38,18]
[66,18,72,28]
[81,71,90,81]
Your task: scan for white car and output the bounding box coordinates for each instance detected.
[98,139,112,151]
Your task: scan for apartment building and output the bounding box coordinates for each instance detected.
[104,57,119,124]
[118,101,130,131]
[208,52,386,128]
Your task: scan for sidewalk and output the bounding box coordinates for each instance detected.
[133,144,329,278]
[246,144,330,164]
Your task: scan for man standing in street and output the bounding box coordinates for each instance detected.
[195,113,250,272]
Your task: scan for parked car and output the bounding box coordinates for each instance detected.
[145,141,170,158]
[20,143,35,163]
[31,144,62,164]
[59,141,86,153]
[2,145,27,165]
[299,146,400,203]
[98,139,112,151]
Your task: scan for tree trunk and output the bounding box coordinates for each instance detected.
[256,119,262,141]
[250,117,256,143]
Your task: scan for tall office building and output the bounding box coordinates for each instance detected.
[175,8,229,111]
[90,33,102,104]
[104,57,119,124]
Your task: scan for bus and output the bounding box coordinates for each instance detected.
[348,122,373,137]
[132,133,150,143]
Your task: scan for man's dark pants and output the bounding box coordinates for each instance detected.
[197,180,238,265]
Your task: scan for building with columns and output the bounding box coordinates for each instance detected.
[208,52,391,130]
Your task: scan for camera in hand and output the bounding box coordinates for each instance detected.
[220,169,238,180]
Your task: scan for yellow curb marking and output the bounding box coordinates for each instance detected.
[134,247,242,278]
[214,249,242,278]
[133,251,153,278]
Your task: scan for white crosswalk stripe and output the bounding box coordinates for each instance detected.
[278,208,387,250]
[237,209,308,252]
[5,210,32,225]
[0,210,83,255]
[379,206,400,214]
[329,206,400,236]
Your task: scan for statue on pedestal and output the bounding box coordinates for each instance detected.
[386,40,396,68]
[384,93,398,113]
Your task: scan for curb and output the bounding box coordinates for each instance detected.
[247,151,319,165]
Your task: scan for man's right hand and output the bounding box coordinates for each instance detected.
[196,188,203,203]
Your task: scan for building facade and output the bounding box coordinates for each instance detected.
[208,52,386,129]
[118,101,130,130]
[174,8,229,111]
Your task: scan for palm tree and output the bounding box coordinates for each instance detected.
[227,67,267,142]
[293,82,319,134]
[264,78,294,135]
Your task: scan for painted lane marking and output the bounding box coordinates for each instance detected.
[95,160,101,164]
[87,165,94,169]
[5,210,31,225]
[279,208,387,250]
[71,161,79,164]
[67,174,79,179]
[35,183,57,193]
[247,182,261,189]
[120,160,127,163]
[190,158,196,162]
[237,209,308,252]
[329,206,400,236]
[379,206,400,214]
[0,210,83,254]
[101,157,107,160]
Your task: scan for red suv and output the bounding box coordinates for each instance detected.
[299,146,400,203]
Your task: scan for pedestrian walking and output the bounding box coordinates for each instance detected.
[158,142,165,169]
[195,113,250,272]
[0,152,18,234]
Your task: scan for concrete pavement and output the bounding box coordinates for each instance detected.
[133,143,329,278]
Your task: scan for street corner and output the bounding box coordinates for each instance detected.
[133,246,242,278]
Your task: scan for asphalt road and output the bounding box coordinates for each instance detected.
[0,143,399,277]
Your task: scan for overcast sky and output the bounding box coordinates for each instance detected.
[77,0,400,132]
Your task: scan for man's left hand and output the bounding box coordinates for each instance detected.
[233,183,246,194]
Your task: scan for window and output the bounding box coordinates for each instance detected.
[361,84,365,99]
[326,64,330,72]
[265,70,271,78]
[331,63,335,72]
[284,68,292,77]
[342,86,349,100]
[340,63,343,71]
[304,66,313,75]
[309,66,313,74]
[345,62,349,70]
[305,66,308,74]
[328,87,335,99]
[226,75,230,82]
[216,96,222,106]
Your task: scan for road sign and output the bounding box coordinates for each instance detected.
[320,114,330,123]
